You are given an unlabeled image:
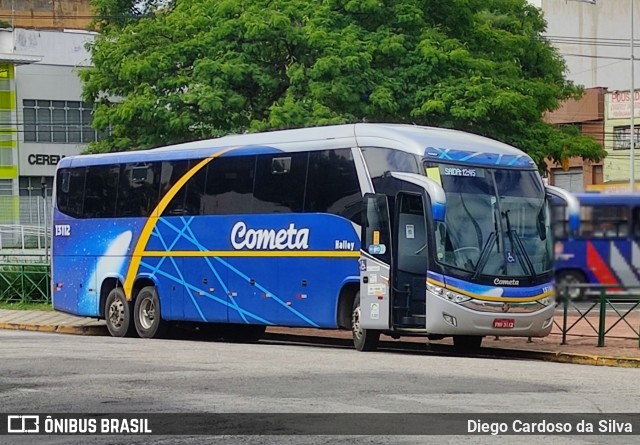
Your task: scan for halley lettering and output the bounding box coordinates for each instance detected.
[231,222,309,250]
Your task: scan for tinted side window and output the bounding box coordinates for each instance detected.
[56,168,86,218]
[305,148,361,222]
[84,165,119,218]
[163,159,207,216]
[204,156,256,215]
[116,162,162,217]
[361,146,420,179]
[253,153,308,213]
[160,160,190,216]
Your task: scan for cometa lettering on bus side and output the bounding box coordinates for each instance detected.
[231,222,309,250]
[494,278,520,286]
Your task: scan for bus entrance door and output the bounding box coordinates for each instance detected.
[359,193,392,330]
[393,192,428,328]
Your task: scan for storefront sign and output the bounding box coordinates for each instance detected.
[27,154,65,165]
[607,91,640,119]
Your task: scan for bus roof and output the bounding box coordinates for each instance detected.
[58,123,536,169]
[573,193,640,206]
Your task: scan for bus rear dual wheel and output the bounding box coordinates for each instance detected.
[104,286,168,339]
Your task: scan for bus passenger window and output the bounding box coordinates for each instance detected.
[84,165,119,218]
[253,153,307,213]
[591,205,629,238]
[634,208,640,238]
[204,155,256,215]
[56,168,86,218]
[160,160,190,216]
[305,149,361,222]
[116,162,162,217]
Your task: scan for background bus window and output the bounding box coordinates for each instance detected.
[579,205,629,238]
[116,162,162,217]
[204,155,256,215]
[551,203,569,238]
[633,207,640,238]
[253,153,307,213]
[84,165,119,218]
[56,168,86,218]
[305,148,361,222]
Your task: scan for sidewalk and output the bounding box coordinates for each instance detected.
[0,309,638,367]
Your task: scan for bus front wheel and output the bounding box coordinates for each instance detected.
[105,288,136,338]
[352,292,380,352]
[556,271,586,302]
[134,286,168,339]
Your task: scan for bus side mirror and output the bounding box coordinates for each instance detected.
[537,207,547,241]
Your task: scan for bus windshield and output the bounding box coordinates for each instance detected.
[426,164,553,279]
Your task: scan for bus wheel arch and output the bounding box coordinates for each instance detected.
[555,269,587,301]
[133,285,169,339]
[337,282,359,329]
[99,277,120,318]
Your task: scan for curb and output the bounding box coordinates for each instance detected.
[263,332,640,368]
[1,321,638,368]
[0,321,108,336]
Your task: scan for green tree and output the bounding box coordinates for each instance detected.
[82,0,604,167]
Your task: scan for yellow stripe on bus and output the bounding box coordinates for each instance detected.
[123,148,236,300]
[140,250,360,258]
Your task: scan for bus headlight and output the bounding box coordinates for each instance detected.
[443,290,471,304]
[428,283,470,304]
[537,296,554,307]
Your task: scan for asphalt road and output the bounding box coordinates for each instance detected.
[1,330,638,445]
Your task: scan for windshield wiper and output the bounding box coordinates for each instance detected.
[502,210,536,279]
[472,231,497,280]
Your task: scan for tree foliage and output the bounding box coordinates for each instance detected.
[82,0,604,167]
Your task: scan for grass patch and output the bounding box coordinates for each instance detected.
[0,301,53,311]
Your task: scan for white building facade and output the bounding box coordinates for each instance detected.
[0,28,96,228]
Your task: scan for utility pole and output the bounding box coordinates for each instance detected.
[41,177,48,264]
[631,0,636,192]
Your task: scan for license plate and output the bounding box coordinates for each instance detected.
[493,318,515,329]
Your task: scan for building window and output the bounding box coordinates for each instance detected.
[613,126,640,150]
[23,100,106,144]
[0,179,12,196]
[0,148,12,166]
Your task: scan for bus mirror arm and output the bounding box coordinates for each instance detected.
[545,185,580,236]
[388,172,447,221]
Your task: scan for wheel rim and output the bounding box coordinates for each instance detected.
[560,276,582,300]
[352,304,363,340]
[138,297,155,330]
[108,299,125,329]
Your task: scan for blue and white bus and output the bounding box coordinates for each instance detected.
[52,123,568,351]
[553,193,640,300]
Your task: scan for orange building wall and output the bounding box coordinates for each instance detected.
[543,87,606,190]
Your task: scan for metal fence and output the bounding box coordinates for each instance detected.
[0,255,51,304]
[0,194,52,253]
[556,284,640,348]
